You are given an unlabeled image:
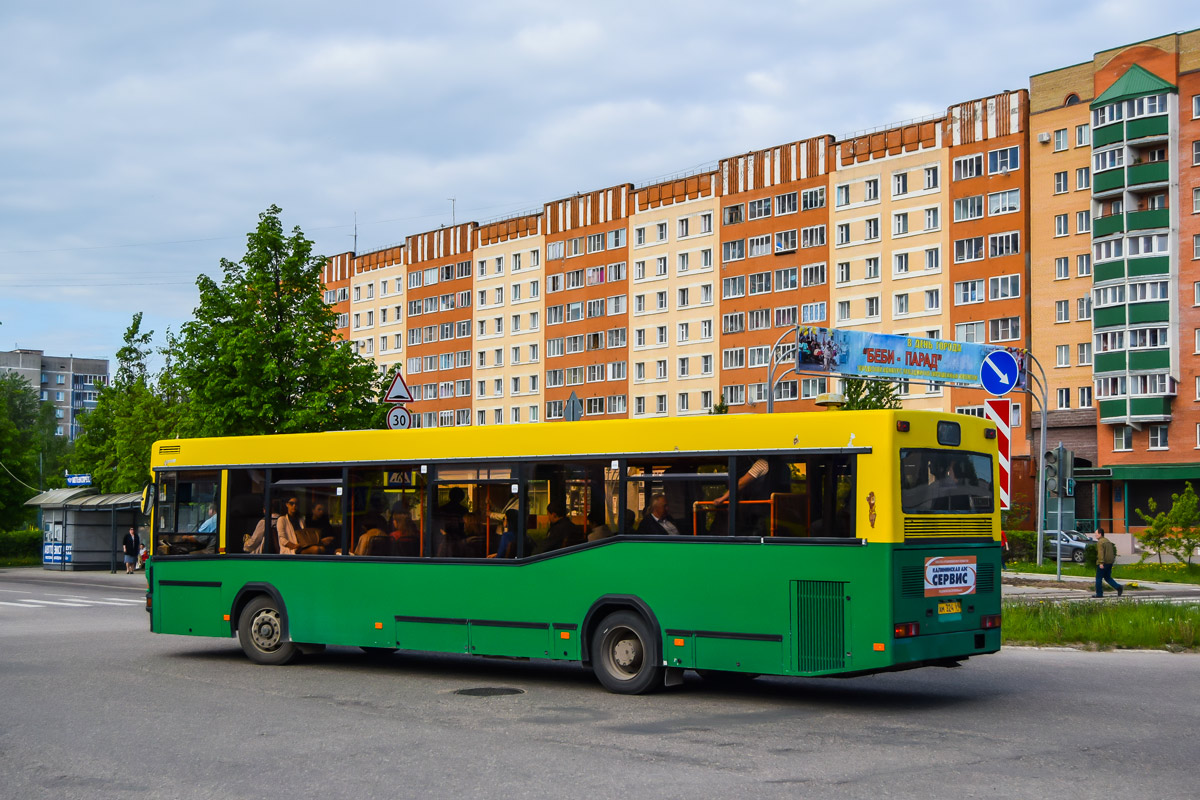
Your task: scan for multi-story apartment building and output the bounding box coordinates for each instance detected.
[630,172,720,416]
[0,350,108,440]
[1029,31,1200,534]
[831,119,951,411]
[543,186,631,422]
[472,212,545,426]
[719,138,833,411]
[322,28,1200,535]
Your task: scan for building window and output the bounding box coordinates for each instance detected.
[954,196,984,221]
[1076,124,1090,146]
[864,178,879,201]
[1054,171,1068,194]
[1053,129,1068,151]
[1056,344,1070,367]
[988,146,1019,174]
[1078,342,1092,365]
[1055,300,1069,323]
[1114,426,1132,452]
[953,154,983,181]
[1079,386,1092,407]
[1056,388,1070,409]
[1078,254,1092,276]
[1076,167,1090,190]
[924,165,939,189]
[954,237,983,263]
[1054,215,1068,237]
[1077,211,1091,233]
[988,317,1020,342]
[1055,257,1069,280]
[1148,424,1168,450]
[893,172,908,197]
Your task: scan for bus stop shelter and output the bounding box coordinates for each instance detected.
[25,488,145,572]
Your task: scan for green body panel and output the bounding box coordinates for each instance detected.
[1093,351,1127,373]
[1092,124,1124,147]
[1093,169,1125,193]
[149,539,1002,678]
[1128,301,1169,324]
[1125,115,1169,140]
[1093,305,1126,327]
[1098,399,1128,420]
[1094,260,1125,282]
[1092,213,1124,238]
[1128,256,1169,277]
[1129,396,1172,418]
[1126,161,1169,186]
[1128,348,1170,370]
[1126,208,1169,231]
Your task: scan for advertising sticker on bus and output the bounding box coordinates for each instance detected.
[924,555,977,597]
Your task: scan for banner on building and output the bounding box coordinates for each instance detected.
[792,326,1026,390]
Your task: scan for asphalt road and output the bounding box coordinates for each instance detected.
[2,568,1198,800]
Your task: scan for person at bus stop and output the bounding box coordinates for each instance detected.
[637,494,680,536]
[122,526,140,574]
[534,501,584,553]
[276,497,306,555]
[1094,526,1124,598]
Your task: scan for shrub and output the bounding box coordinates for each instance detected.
[0,528,42,559]
[1083,542,1098,568]
[1005,529,1038,561]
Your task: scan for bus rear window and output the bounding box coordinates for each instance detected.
[899,449,993,514]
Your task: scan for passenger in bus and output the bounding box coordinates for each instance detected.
[357,494,390,538]
[493,509,521,558]
[243,501,277,554]
[389,498,420,556]
[587,510,613,542]
[637,494,680,536]
[711,458,771,534]
[277,497,306,554]
[197,503,218,534]
[533,501,584,554]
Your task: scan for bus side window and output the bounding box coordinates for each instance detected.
[626,457,728,537]
[348,467,424,557]
[227,469,266,554]
[154,470,220,555]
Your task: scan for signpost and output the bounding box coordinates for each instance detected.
[564,391,584,422]
[383,370,413,430]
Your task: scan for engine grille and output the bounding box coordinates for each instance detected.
[903,517,993,540]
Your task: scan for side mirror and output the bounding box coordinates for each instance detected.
[140,482,157,516]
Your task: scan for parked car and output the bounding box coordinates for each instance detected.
[1043,530,1090,563]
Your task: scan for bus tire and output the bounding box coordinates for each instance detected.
[591,610,662,694]
[238,596,297,666]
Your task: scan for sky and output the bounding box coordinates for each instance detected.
[1,1,1196,371]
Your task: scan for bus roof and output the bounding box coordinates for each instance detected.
[149,409,985,471]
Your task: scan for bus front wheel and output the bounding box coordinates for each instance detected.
[238,596,298,666]
[591,611,662,694]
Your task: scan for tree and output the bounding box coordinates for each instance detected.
[840,378,901,410]
[1135,483,1200,566]
[0,372,63,529]
[708,394,729,415]
[166,205,383,437]
[73,313,178,493]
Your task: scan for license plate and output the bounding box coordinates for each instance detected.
[938,600,962,615]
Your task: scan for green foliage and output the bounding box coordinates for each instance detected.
[0,372,66,529]
[1134,483,1200,566]
[165,205,382,437]
[841,378,900,410]
[1083,542,1098,568]
[0,527,41,558]
[73,313,179,493]
[1003,600,1200,651]
[708,394,729,415]
[1005,529,1038,561]
[1000,495,1032,530]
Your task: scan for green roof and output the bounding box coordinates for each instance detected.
[1091,64,1176,109]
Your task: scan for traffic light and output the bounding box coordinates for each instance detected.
[1062,449,1075,497]
[1044,449,1059,497]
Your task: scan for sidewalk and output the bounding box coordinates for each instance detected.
[1002,567,1200,602]
[0,565,148,590]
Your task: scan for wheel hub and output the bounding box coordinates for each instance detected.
[250,609,281,652]
[611,635,641,672]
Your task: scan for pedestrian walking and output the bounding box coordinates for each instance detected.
[122,526,140,575]
[1093,526,1123,598]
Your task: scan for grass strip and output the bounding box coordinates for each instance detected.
[1003,599,1200,651]
[1007,560,1200,585]
[0,556,41,568]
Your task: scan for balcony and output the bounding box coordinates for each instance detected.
[1128,348,1170,371]
[1128,256,1169,277]
[1093,169,1126,193]
[1127,161,1169,186]
[1125,115,1169,140]
[1092,124,1124,148]
[1094,259,1125,282]
[1093,305,1127,328]
[1129,396,1172,421]
[1092,213,1125,238]
[1098,399,1127,422]
[1093,350,1127,373]
[1128,300,1170,324]
[1126,208,1169,231]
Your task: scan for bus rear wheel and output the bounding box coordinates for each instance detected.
[238,596,298,665]
[591,611,662,694]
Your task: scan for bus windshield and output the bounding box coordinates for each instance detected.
[899,449,993,514]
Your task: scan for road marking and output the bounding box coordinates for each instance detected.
[103,598,145,604]
[0,601,44,608]
[0,588,33,594]
[15,599,92,607]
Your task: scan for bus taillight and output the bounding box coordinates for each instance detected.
[980,614,1001,629]
[894,622,919,638]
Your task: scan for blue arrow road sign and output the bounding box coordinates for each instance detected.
[980,349,1020,396]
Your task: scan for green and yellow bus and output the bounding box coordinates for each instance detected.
[144,410,1001,693]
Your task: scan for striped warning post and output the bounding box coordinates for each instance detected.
[984,398,1011,510]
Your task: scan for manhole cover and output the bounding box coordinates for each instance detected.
[454,687,525,697]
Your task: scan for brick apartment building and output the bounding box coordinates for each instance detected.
[328,29,1200,535]
[0,349,109,440]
